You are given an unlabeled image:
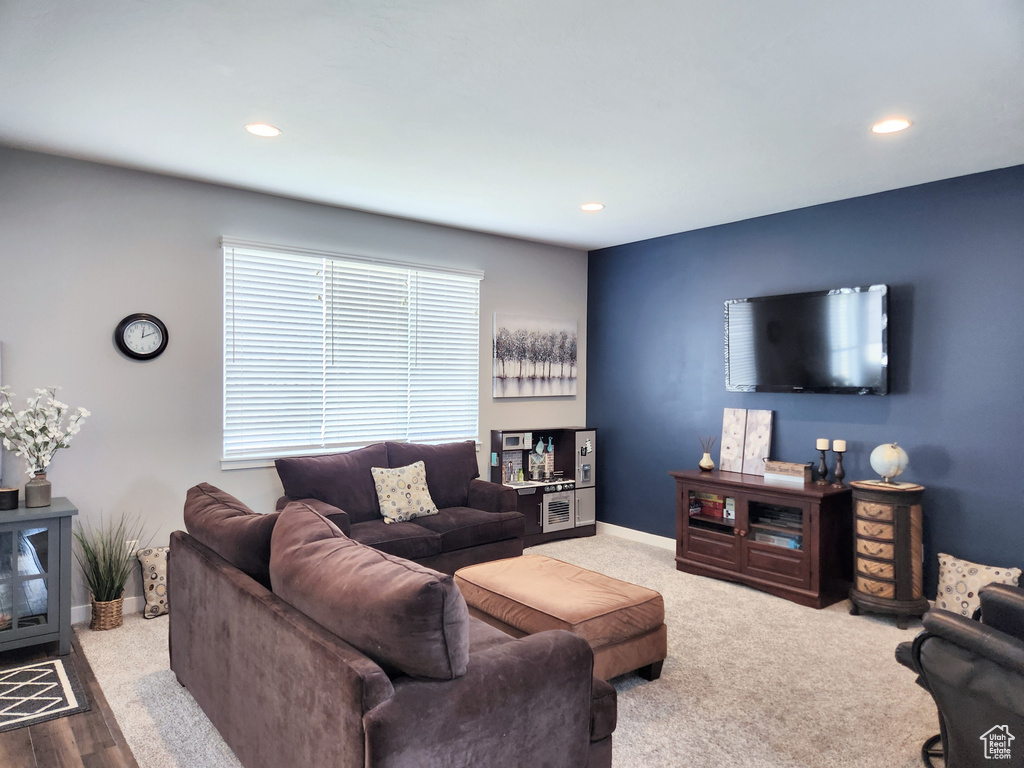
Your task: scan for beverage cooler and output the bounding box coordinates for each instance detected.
[490,427,598,547]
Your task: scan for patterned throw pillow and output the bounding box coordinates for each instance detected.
[935,552,1021,617]
[371,461,439,524]
[137,546,169,618]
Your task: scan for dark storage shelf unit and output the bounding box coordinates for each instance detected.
[670,469,852,609]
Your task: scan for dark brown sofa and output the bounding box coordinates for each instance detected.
[170,484,615,768]
[274,440,524,574]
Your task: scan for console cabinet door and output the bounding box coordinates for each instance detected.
[678,481,740,571]
[741,498,811,589]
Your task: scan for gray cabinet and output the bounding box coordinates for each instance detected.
[575,486,596,526]
[0,497,78,655]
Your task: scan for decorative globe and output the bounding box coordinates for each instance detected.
[869,443,909,483]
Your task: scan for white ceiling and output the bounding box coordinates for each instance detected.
[2,1,1022,250]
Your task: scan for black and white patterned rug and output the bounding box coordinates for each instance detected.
[0,657,90,732]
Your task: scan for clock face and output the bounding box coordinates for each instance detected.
[115,314,168,360]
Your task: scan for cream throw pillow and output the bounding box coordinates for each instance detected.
[137,546,169,618]
[935,552,1021,618]
[372,461,439,524]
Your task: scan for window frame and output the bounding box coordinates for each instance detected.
[220,237,483,470]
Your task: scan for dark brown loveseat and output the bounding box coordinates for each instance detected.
[170,485,615,768]
[274,440,524,574]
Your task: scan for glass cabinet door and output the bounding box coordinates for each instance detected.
[0,522,56,640]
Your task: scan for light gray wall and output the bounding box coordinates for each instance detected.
[0,147,588,610]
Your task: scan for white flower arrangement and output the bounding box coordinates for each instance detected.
[0,386,90,478]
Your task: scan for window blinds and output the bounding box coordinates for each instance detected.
[223,241,481,462]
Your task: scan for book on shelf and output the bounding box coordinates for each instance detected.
[753,530,802,549]
[689,491,729,517]
[693,491,726,503]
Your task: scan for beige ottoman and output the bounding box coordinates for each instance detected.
[455,554,667,681]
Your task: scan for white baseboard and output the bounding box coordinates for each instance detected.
[71,595,146,625]
[596,522,675,551]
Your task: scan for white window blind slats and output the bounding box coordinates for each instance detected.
[223,244,480,461]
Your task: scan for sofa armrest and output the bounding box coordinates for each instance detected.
[467,478,516,514]
[277,497,352,536]
[363,630,598,768]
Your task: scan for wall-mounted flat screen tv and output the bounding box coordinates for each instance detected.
[725,285,888,395]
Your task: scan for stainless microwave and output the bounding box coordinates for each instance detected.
[501,432,533,451]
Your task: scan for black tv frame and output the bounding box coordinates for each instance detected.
[724,284,888,395]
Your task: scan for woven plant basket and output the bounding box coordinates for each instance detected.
[90,596,124,631]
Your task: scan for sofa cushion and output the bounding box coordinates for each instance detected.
[275,443,388,523]
[270,501,470,680]
[411,507,524,552]
[385,441,479,510]
[348,519,442,560]
[371,461,439,524]
[183,483,279,588]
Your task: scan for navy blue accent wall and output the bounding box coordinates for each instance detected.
[588,165,1024,593]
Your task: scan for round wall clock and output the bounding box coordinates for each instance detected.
[115,313,168,360]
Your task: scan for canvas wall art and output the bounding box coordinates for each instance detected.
[719,407,747,472]
[493,313,578,398]
[719,407,774,475]
[742,409,774,475]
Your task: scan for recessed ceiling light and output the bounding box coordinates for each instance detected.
[871,118,911,134]
[580,202,605,212]
[245,123,282,138]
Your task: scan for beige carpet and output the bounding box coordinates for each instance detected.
[76,533,937,767]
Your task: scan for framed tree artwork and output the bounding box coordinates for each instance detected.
[493,314,577,398]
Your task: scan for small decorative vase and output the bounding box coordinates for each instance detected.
[24,472,52,508]
[91,596,124,631]
[699,452,715,471]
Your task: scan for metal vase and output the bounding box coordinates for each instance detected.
[24,472,51,508]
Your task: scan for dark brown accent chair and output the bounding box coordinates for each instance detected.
[896,583,1024,767]
[274,441,524,574]
[170,485,615,768]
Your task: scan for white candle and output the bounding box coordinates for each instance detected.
[833,439,847,453]
[816,438,829,451]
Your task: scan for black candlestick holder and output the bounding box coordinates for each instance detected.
[816,450,829,484]
[832,450,846,486]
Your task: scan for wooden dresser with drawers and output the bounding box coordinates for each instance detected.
[847,480,928,628]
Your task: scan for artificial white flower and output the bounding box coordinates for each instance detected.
[0,386,90,478]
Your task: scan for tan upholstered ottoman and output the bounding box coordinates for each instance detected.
[455,554,667,681]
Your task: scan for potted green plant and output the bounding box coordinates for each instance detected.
[73,515,147,630]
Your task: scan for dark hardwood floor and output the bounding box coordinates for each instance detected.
[0,637,139,768]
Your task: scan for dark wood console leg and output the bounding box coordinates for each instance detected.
[897,615,909,630]
[637,660,664,681]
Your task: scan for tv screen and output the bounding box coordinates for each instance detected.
[725,285,888,394]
